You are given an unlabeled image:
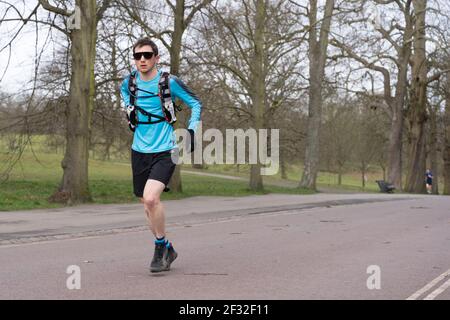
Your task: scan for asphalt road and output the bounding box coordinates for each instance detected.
[0,193,449,300]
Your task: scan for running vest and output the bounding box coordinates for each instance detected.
[127,71,181,132]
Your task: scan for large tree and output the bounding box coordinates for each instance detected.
[404,0,428,193]
[0,0,112,204]
[299,0,335,191]
[41,0,112,204]
[444,73,450,195]
[331,0,414,191]
[192,0,303,191]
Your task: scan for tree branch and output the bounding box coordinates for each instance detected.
[38,0,71,17]
[97,0,113,23]
[185,0,213,28]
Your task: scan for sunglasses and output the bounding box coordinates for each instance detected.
[133,52,155,60]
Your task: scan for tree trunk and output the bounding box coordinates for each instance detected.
[405,0,428,193]
[300,0,335,190]
[387,106,404,189]
[248,0,266,192]
[386,2,413,191]
[50,0,96,204]
[280,148,288,180]
[429,104,439,194]
[338,164,342,186]
[168,0,186,193]
[361,163,366,189]
[444,76,450,195]
[379,162,386,181]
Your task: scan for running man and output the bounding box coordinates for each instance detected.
[425,169,433,194]
[121,38,202,273]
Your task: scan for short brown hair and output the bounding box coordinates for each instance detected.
[133,37,159,56]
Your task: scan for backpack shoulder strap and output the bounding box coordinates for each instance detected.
[159,72,171,100]
[128,71,138,106]
[158,72,177,124]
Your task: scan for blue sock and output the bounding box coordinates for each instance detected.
[155,237,166,245]
[155,237,172,248]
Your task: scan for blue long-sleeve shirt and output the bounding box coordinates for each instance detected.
[121,70,202,153]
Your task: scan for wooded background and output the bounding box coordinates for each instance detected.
[1,0,449,204]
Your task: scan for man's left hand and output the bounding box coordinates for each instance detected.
[187,129,195,153]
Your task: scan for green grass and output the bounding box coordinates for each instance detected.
[0,146,315,211]
[185,163,381,192]
[0,181,63,211]
[0,135,386,211]
[0,175,315,211]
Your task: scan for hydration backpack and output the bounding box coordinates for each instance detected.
[126,71,181,132]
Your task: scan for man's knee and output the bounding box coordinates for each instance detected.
[143,195,161,210]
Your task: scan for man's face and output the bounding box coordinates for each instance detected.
[134,45,159,74]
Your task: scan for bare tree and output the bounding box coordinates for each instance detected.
[298,0,335,191]
[320,101,355,185]
[1,0,113,204]
[404,0,428,193]
[191,0,304,190]
[444,72,450,195]
[331,0,414,191]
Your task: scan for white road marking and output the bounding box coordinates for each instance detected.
[423,278,450,300]
[406,268,450,300]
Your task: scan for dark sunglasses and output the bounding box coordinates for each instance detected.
[133,52,155,60]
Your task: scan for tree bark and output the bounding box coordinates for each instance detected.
[338,164,342,186]
[444,76,450,195]
[280,147,288,180]
[405,0,428,193]
[386,3,414,190]
[387,104,404,189]
[361,162,366,189]
[167,0,186,193]
[429,103,439,194]
[248,0,266,191]
[50,0,97,204]
[300,0,335,190]
[167,0,212,192]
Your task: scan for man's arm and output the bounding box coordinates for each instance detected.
[121,76,131,108]
[169,76,202,132]
[121,75,138,132]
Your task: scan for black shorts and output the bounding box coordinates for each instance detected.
[131,149,176,198]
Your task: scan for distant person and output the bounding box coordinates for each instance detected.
[425,169,433,194]
[121,38,202,273]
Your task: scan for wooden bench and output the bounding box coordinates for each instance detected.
[376,180,395,193]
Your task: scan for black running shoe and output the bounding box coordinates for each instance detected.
[165,244,178,270]
[150,243,168,273]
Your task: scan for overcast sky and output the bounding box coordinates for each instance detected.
[0,0,61,94]
[0,0,447,97]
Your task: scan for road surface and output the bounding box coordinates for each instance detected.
[0,193,449,300]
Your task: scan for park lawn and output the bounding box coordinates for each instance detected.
[0,175,314,211]
[1,135,381,193]
[1,140,381,211]
[185,163,381,192]
[0,151,314,211]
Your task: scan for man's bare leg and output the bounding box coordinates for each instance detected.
[142,179,166,239]
[143,179,177,273]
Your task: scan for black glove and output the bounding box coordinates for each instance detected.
[187,129,195,153]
